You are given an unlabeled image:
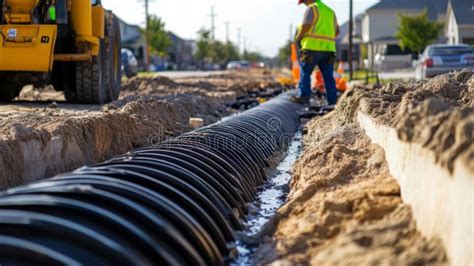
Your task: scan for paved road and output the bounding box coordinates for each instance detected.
[379,69,416,80]
[154,71,228,79]
[0,101,101,113]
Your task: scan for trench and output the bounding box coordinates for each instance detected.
[232,131,303,265]
[0,94,304,265]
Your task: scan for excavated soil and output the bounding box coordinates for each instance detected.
[357,70,473,173]
[249,72,474,265]
[0,70,286,189]
[254,113,447,265]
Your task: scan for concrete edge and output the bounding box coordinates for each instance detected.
[357,111,473,266]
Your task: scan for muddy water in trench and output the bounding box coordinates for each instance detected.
[232,131,302,265]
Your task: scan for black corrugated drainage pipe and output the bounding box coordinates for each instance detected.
[0,94,302,265]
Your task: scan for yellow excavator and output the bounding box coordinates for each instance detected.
[0,0,121,103]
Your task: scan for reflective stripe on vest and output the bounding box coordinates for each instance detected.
[301,1,336,52]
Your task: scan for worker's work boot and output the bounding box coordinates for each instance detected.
[290,96,310,105]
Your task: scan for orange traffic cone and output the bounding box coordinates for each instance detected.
[335,61,348,92]
[337,61,345,74]
[314,70,325,93]
[291,44,300,83]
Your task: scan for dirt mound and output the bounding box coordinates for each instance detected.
[254,112,447,265]
[121,76,178,93]
[121,72,287,99]
[17,85,65,102]
[248,72,474,264]
[336,70,473,173]
[0,96,214,188]
[359,71,473,124]
[2,72,283,189]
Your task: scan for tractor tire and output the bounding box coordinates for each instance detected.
[71,41,107,104]
[52,62,76,98]
[104,12,122,102]
[0,74,22,102]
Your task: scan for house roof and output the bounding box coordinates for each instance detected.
[336,14,364,42]
[450,0,474,25]
[367,0,450,20]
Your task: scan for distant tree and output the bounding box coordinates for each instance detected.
[195,29,240,67]
[211,41,226,64]
[212,41,240,65]
[223,41,240,62]
[195,29,214,62]
[396,10,443,53]
[242,50,263,62]
[278,40,292,67]
[147,15,172,56]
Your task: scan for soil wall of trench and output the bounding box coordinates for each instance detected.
[254,70,473,265]
[0,71,286,190]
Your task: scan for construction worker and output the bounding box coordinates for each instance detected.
[291,0,340,106]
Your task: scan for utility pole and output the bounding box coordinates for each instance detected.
[243,36,247,51]
[144,0,150,71]
[208,6,217,40]
[289,24,294,42]
[224,21,230,43]
[237,27,242,52]
[348,0,354,81]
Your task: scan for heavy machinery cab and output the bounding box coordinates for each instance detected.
[0,0,122,104]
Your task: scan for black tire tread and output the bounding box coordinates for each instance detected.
[0,74,22,102]
[104,12,122,102]
[75,43,105,104]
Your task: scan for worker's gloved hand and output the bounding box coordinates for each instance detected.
[300,50,313,64]
[328,53,336,65]
[296,40,302,50]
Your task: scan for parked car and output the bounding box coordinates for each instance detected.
[239,60,251,70]
[226,60,251,70]
[415,44,474,80]
[121,48,138,78]
[374,44,414,71]
[226,61,242,70]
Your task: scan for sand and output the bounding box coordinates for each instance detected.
[248,71,474,265]
[0,70,286,189]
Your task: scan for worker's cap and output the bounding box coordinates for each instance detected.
[299,0,320,4]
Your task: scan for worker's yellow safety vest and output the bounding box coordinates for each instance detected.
[301,1,337,52]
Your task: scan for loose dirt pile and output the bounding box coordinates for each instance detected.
[250,71,474,265]
[254,113,447,265]
[357,70,473,172]
[0,71,286,189]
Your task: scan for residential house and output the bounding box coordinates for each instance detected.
[336,14,364,68]
[361,0,450,69]
[118,18,198,71]
[168,32,197,70]
[119,18,146,68]
[445,0,474,45]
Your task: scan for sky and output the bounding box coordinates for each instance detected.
[102,0,380,57]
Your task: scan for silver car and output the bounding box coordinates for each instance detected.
[416,44,474,80]
[121,48,138,78]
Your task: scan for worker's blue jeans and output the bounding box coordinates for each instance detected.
[298,51,338,105]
